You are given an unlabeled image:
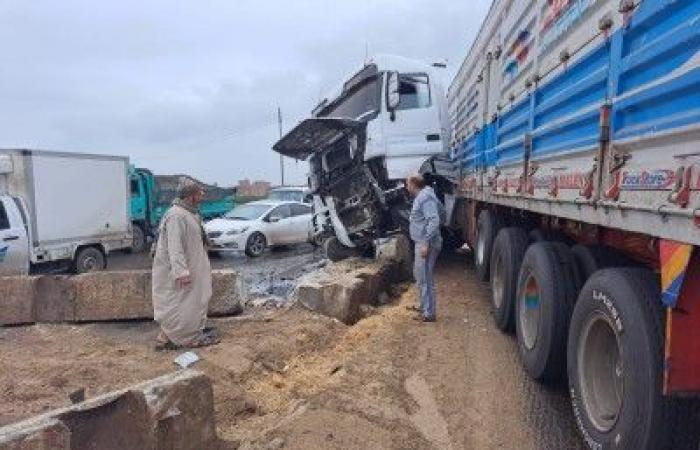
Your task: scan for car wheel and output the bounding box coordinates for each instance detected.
[245,232,267,257]
[73,246,106,274]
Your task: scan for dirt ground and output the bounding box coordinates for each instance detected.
[1,252,599,449]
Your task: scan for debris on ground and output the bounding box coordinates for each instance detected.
[174,351,200,368]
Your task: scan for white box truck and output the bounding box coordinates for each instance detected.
[0,149,132,275]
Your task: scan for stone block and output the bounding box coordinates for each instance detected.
[209,270,245,316]
[0,418,70,450]
[375,234,412,282]
[296,277,366,325]
[0,371,223,450]
[72,271,151,322]
[0,276,37,326]
[34,276,76,323]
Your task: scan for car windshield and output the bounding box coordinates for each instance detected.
[268,190,303,202]
[224,204,270,220]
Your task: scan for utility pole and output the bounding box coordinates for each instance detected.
[277,106,285,186]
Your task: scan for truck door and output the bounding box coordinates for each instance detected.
[383,72,444,174]
[0,196,29,276]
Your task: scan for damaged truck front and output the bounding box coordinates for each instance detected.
[274,56,450,260]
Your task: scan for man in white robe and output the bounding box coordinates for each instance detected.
[152,181,217,349]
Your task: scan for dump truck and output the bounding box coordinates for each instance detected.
[273,55,451,260]
[0,149,132,275]
[436,0,700,448]
[129,167,236,252]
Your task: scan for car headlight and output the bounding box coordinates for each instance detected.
[226,226,249,235]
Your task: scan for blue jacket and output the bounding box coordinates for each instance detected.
[409,186,443,245]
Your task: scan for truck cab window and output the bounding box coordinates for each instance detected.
[396,74,430,110]
[0,202,9,230]
[130,179,140,197]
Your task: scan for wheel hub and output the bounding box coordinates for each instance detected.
[519,274,540,350]
[578,313,623,432]
[492,252,505,309]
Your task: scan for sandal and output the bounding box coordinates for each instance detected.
[155,339,180,351]
[186,333,220,348]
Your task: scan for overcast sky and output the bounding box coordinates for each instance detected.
[0,1,490,186]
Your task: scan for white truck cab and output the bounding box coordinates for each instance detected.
[274,55,450,256]
[0,195,29,276]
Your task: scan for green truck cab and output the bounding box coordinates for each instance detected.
[129,166,236,252]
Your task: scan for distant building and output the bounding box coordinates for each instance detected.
[237,179,271,198]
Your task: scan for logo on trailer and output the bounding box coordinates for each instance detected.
[540,0,603,51]
[0,246,8,264]
[620,170,676,190]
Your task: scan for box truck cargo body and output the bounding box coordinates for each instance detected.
[423,0,700,448]
[0,150,132,274]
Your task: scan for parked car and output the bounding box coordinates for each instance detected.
[267,186,311,204]
[204,200,312,257]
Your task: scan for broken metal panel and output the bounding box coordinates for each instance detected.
[272,117,363,160]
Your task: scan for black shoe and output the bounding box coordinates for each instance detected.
[412,314,436,323]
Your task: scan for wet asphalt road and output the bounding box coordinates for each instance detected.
[108,243,323,299]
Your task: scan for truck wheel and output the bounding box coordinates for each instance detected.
[441,228,464,253]
[324,236,356,262]
[568,268,699,450]
[570,245,632,285]
[475,210,501,281]
[516,241,578,382]
[245,232,267,257]
[130,223,147,253]
[74,247,106,273]
[489,227,529,332]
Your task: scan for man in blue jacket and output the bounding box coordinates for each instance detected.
[406,173,443,322]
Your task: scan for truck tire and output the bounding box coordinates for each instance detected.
[570,245,632,285]
[324,236,356,262]
[568,268,700,450]
[489,227,529,332]
[516,241,578,382]
[245,232,267,258]
[475,210,501,281]
[73,246,106,273]
[441,227,465,253]
[130,223,147,253]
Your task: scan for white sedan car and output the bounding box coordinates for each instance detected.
[204,200,313,257]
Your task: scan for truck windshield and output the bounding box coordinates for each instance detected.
[316,77,380,120]
[224,204,270,220]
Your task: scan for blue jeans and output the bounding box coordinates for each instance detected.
[414,241,441,319]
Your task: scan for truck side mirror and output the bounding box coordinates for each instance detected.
[387,71,400,111]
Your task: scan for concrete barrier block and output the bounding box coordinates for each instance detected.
[209,270,245,316]
[0,418,70,450]
[296,277,365,325]
[0,276,37,326]
[0,371,222,450]
[72,271,151,322]
[34,276,76,323]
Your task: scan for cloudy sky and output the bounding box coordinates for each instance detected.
[0,1,490,186]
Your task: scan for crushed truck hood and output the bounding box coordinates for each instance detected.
[272,117,363,160]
